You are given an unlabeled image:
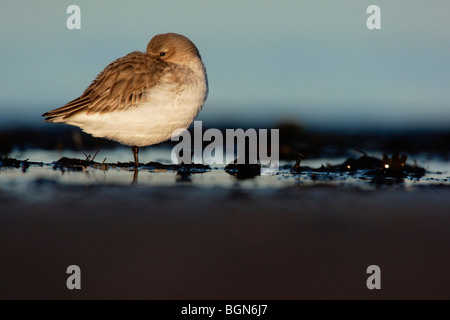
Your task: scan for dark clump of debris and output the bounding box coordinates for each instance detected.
[52,151,108,171]
[0,156,25,169]
[225,162,261,180]
[0,155,43,172]
[291,151,426,184]
[53,157,98,171]
[224,153,261,180]
[370,153,426,184]
[333,152,425,178]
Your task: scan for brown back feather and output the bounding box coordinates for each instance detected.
[43,51,168,121]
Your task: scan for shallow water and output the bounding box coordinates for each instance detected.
[1,147,449,202]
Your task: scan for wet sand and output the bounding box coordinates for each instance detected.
[1,184,449,299]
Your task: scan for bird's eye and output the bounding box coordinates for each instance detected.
[159,52,166,57]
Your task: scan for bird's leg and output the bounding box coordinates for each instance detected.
[132,146,139,167]
[132,168,138,185]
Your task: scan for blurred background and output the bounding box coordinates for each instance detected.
[1,0,449,128]
[0,0,449,156]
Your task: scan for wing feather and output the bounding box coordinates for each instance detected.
[43,51,168,121]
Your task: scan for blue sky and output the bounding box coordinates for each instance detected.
[1,0,449,130]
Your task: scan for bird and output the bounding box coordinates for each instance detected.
[43,33,208,167]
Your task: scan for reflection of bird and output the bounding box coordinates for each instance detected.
[43,33,208,166]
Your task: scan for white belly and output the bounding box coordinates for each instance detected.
[64,82,207,147]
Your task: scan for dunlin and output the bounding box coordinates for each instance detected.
[43,33,208,166]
